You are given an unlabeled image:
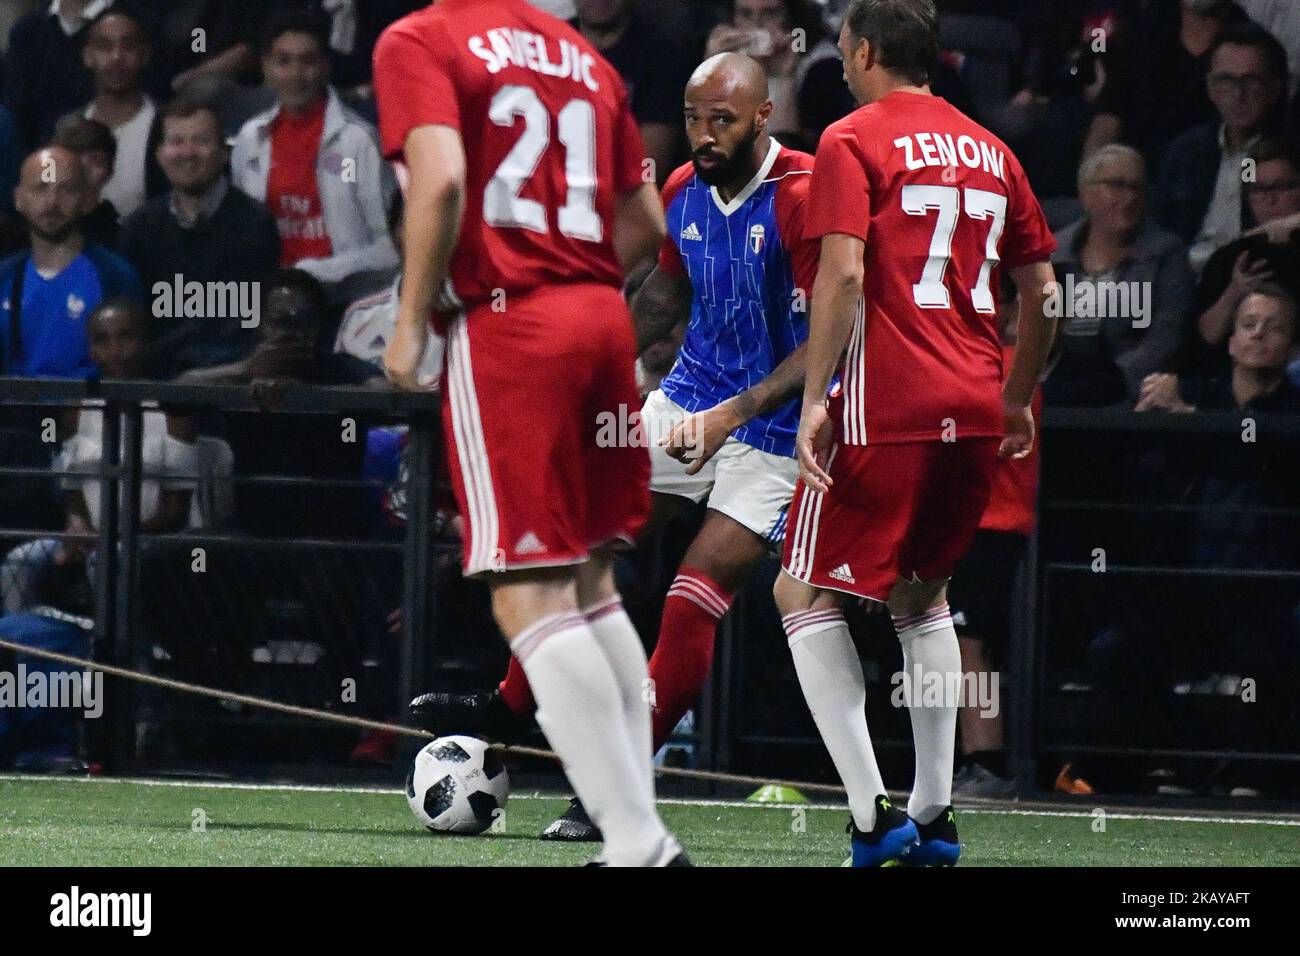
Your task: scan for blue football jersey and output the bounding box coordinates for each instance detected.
[657,140,817,457]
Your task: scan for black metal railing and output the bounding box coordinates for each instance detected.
[0,378,440,771]
[1023,407,1300,791]
[708,407,1300,792]
[2,379,1297,795]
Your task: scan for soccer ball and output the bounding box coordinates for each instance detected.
[406,735,509,834]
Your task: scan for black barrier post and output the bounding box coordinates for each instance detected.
[714,605,737,782]
[1009,518,1039,790]
[696,612,725,787]
[399,412,436,721]
[112,401,143,773]
[93,401,122,771]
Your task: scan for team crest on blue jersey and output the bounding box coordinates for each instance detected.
[749,223,765,254]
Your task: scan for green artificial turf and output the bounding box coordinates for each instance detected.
[2,775,1296,866]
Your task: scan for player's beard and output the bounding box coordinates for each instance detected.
[29,219,78,244]
[692,121,761,187]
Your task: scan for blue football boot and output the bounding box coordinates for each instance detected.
[847,795,919,867]
[900,806,961,866]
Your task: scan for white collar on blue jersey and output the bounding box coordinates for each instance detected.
[710,137,782,217]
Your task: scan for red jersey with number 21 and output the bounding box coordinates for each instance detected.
[808,91,1055,445]
[373,0,647,318]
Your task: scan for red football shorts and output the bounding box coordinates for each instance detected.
[441,283,650,577]
[781,438,1000,601]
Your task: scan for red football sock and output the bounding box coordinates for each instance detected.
[648,569,734,752]
[497,655,534,715]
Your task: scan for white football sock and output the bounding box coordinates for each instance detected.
[583,594,656,803]
[782,609,886,832]
[511,611,669,866]
[893,604,961,825]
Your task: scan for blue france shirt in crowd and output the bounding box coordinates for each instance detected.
[0,244,141,377]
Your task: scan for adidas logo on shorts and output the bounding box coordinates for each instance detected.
[680,222,703,241]
[514,531,546,555]
[829,563,856,584]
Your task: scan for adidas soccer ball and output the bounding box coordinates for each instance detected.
[406,735,509,834]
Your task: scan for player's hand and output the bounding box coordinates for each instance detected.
[384,319,431,391]
[795,401,835,493]
[662,402,742,475]
[705,24,751,56]
[170,67,201,93]
[1226,250,1274,299]
[1245,210,1300,245]
[999,399,1035,460]
[58,511,93,565]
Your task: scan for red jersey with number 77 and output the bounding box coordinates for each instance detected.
[809,91,1055,445]
[373,0,647,319]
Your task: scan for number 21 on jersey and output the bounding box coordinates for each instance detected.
[484,84,602,242]
[901,184,1006,314]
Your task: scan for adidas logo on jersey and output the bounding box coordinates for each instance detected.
[513,531,546,555]
[680,222,703,241]
[829,564,856,584]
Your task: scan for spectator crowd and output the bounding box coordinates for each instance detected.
[0,0,1294,790]
[0,1,1292,403]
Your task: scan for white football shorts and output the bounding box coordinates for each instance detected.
[640,388,798,546]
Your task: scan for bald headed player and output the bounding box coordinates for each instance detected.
[409,53,821,841]
[1,146,140,377]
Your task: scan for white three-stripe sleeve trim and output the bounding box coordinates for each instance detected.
[844,297,866,444]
